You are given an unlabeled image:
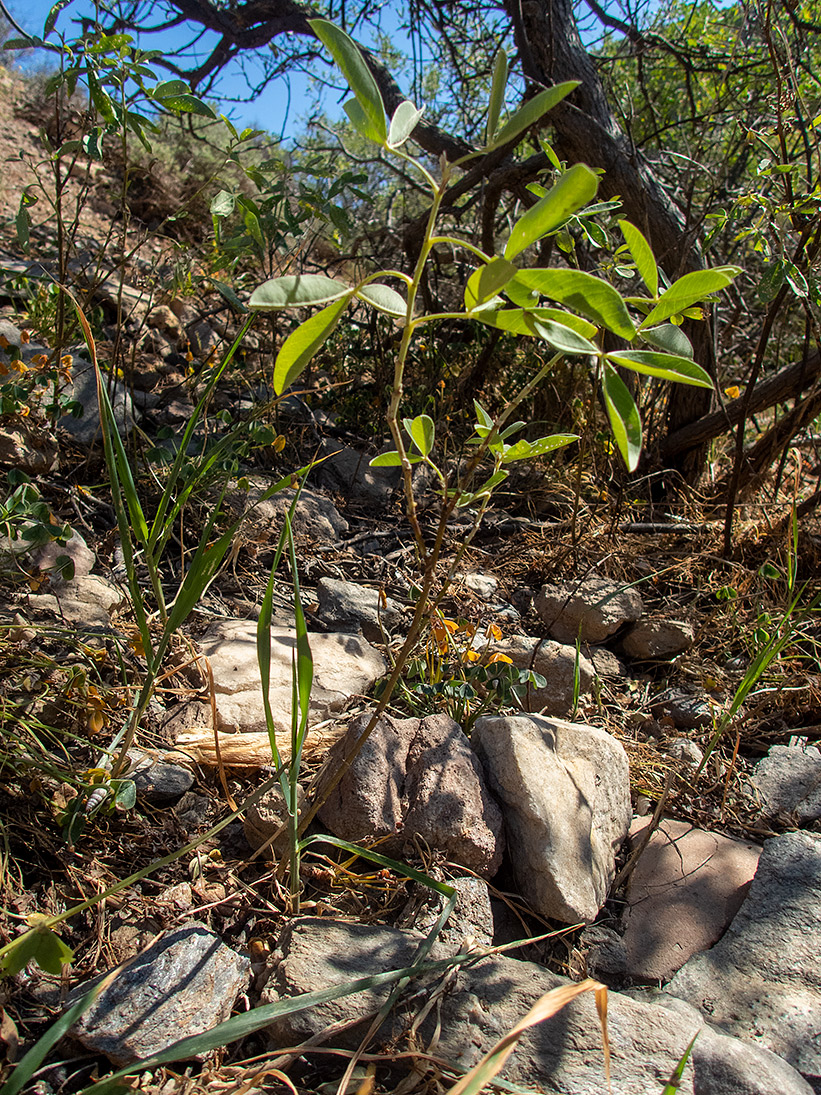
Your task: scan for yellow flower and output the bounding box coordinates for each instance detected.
[488,652,513,665]
[485,623,503,641]
[463,649,481,662]
[725,385,740,399]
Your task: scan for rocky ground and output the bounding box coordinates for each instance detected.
[0,60,820,1095]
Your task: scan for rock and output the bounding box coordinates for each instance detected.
[663,738,704,767]
[147,305,182,339]
[398,876,495,949]
[198,618,386,733]
[244,783,304,852]
[29,529,95,582]
[491,635,594,716]
[261,918,812,1094]
[535,573,643,645]
[59,355,136,443]
[667,830,821,1082]
[27,575,124,629]
[188,319,219,358]
[620,818,761,982]
[231,481,349,543]
[318,712,504,877]
[316,578,404,642]
[461,572,498,600]
[652,689,715,730]
[315,441,400,504]
[749,744,821,823]
[69,923,250,1065]
[622,618,694,660]
[129,756,195,804]
[580,924,629,981]
[587,645,627,679]
[473,715,631,922]
[0,424,58,474]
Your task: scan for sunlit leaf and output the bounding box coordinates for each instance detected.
[618,220,658,298]
[356,282,407,317]
[639,266,740,329]
[639,323,693,358]
[605,350,713,388]
[273,295,351,394]
[464,258,518,309]
[249,274,351,310]
[488,82,579,151]
[486,49,508,145]
[370,451,422,466]
[512,268,636,340]
[505,164,599,261]
[404,414,435,456]
[310,19,387,144]
[602,362,642,471]
[502,433,579,462]
[387,100,424,148]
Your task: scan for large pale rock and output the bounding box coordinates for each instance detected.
[622,618,694,660]
[261,918,812,1095]
[199,619,385,732]
[749,744,821,823]
[667,830,821,1083]
[492,635,594,716]
[473,715,631,922]
[0,424,58,474]
[621,818,761,981]
[315,441,400,504]
[230,481,349,543]
[29,529,95,581]
[535,574,643,645]
[27,575,124,629]
[317,577,404,642]
[70,923,250,1065]
[318,712,504,876]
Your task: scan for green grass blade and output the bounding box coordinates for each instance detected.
[660,1033,697,1093]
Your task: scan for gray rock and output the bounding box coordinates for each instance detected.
[398,876,495,949]
[622,618,694,660]
[231,481,349,543]
[667,830,821,1081]
[29,529,95,582]
[492,635,594,716]
[473,714,631,922]
[244,783,304,852]
[621,818,760,982]
[318,712,504,877]
[535,573,643,645]
[261,918,812,1094]
[0,424,58,474]
[315,441,400,504]
[588,645,627,679]
[652,690,715,730]
[60,355,136,443]
[199,618,386,733]
[27,575,124,629]
[663,738,704,767]
[130,757,195,804]
[316,578,403,642]
[749,744,821,823]
[69,923,250,1065]
[461,572,499,600]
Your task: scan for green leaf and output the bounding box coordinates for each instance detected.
[639,323,693,358]
[639,267,740,329]
[475,306,597,345]
[404,414,435,456]
[211,189,235,218]
[757,259,787,303]
[273,295,351,394]
[473,400,494,430]
[661,1035,699,1094]
[619,220,658,298]
[310,19,386,144]
[486,50,508,145]
[112,779,136,810]
[530,318,598,354]
[15,204,30,253]
[158,94,216,118]
[504,164,599,261]
[458,469,508,506]
[356,282,407,317]
[209,279,247,313]
[487,82,579,151]
[0,926,73,977]
[88,32,133,53]
[512,268,636,340]
[369,451,422,466]
[605,350,713,388]
[602,362,642,471]
[387,100,423,148]
[249,274,351,310]
[464,258,519,309]
[86,70,116,125]
[502,433,579,462]
[343,98,385,143]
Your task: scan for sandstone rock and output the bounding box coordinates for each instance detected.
[652,689,715,730]
[398,876,494,949]
[473,714,631,922]
[461,572,498,600]
[622,618,694,660]
[667,830,821,1082]
[318,712,504,876]
[316,577,404,642]
[29,529,95,581]
[129,756,195,804]
[147,304,182,338]
[69,923,250,1065]
[621,818,761,982]
[662,738,704,767]
[260,918,812,1095]
[749,744,821,823]
[243,783,304,852]
[535,573,643,645]
[587,645,627,679]
[198,618,385,733]
[28,575,124,629]
[491,635,594,716]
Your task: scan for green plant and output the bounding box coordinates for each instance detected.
[0,471,75,582]
[247,20,739,829]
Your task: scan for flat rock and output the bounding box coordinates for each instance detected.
[69,923,250,1065]
[315,441,400,504]
[129,756,195,804]
[398,876,494,949]
[749,744,821,823]
[622,618,694,660]
[198,618,386,733]
[667,830,821,1082]
[652,689,715,730]
[60,355,136,443]
[27,575,124,629]
[535,573,643,645]
[29,529,95,582]
[231,481,349,543]
[473,714,631,922]
[260,918,812,1095]
[316,577,404,642]
[621,818,761,981]
[461,572,498,600]
[318,712,504,876]
[492,635,594,716]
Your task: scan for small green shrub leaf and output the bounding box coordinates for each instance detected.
[502,433,579,462]
[513,268,636,339]
[404,414,435,456]
[504,164,599,261]
[602,362,642,470]
[356,283,407,317]
[273,295,351,394]
[531,318,598,355]
[605,350,713,387]
[387,100,424,148]
[618,220,658,298]
[310,19,387,144]
[370,451,422,466]
[343,98,385,143]
[639,323,693,358]
[210,190,235,218]
[249,275,351,310]
[464,258,519,309]
[0,926,73,977]
[639,266,740,329]
[488,81,579,151]
[486,50,508,144]
[475,306,596,342]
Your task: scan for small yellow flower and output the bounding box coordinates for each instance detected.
[485,623,503,641]
[0,334,9,348]
[9,358,27,374]
[463,649,481,662]
[488,652,513,665]
[273,434,286,453]
[20,330,30,344]
[725,385,740,399]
